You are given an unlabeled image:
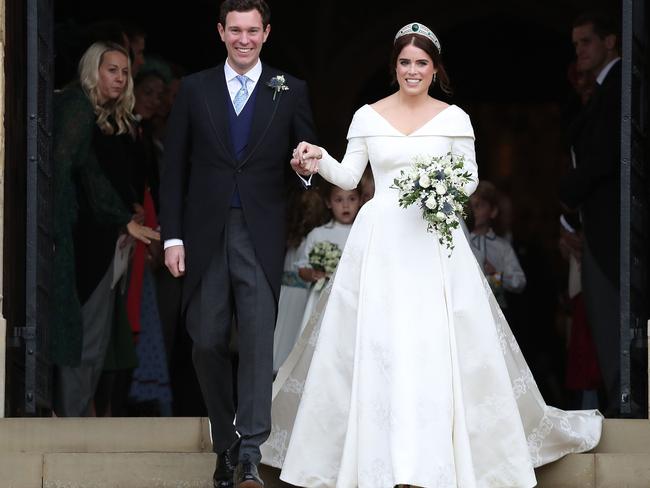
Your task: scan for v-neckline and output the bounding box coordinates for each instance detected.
[366,104,455,137]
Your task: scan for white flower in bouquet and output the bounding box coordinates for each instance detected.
[419,174,431,188]
[309,241,342,274]
[308,240,342,291]
[425,196,437,210]
[390,152,474,253]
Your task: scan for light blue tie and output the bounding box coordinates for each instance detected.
[233,75,249,115]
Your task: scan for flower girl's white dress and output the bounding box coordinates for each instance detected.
[295,219,353,333]
[262,104,602,488]
[274,221,352,372]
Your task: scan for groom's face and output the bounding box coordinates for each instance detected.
[218,9,270,74]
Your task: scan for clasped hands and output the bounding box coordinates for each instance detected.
[290,141,323,176]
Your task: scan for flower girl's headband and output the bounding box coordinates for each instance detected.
[394,22,441,54]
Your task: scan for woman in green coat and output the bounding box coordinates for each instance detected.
[52,41,159,416]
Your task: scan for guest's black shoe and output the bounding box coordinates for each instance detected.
[213,448,237,488]
[234,461,264,488]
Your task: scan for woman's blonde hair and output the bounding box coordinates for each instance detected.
[78,41,135,135]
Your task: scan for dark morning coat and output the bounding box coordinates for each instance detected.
[159,63,318,308]
[559,60,621,286]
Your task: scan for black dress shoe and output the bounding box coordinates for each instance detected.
[234,461,264,488]
[213,448,237,488]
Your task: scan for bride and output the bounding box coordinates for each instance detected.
[262,22,602,488]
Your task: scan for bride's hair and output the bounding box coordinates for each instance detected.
[391,33,452,95]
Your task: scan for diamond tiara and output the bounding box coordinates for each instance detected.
[394,22,441,53]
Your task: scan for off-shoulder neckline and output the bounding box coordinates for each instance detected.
[363,104,457,137]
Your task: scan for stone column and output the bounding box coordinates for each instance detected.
[0,0,6,418]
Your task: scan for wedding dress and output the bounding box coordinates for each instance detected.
[261,104,602,488]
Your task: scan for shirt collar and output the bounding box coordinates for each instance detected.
[596,57,621,85]
[224,59,262,84]
[469,228,497,249]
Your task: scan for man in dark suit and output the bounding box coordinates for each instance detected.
[158,1,317,486]
[559,11,621,416]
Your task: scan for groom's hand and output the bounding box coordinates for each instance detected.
[290,155,313,176]
[165,245,186,278]
[292,142,322,175]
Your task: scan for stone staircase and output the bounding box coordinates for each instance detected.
[0,417,648,487]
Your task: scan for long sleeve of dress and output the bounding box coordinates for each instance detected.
[317,137,369,191]
[451,136,479,196]
[77,152,133,226]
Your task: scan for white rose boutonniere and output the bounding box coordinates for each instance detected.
[267,74,289,100]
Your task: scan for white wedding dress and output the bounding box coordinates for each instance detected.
[261,104,602,488]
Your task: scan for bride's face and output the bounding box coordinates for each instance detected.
[395,44,436,95]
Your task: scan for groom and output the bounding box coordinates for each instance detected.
[158,0,318,486]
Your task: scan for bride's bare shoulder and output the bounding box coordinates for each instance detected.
[429,97,450,110]
[369,94,398,113]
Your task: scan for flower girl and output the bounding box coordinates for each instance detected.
[294,183,361,336]
[273,189,328,373]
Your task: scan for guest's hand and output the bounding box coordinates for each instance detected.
[126,219,160,244]
[291,141,323,175]
[165,245,186,278]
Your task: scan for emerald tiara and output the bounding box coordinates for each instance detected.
[394,22,441,53]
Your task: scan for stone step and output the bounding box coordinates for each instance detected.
[535,453,650,488]
[2,418,649,454]
[17,452,649,488]
[591,418,650,453]
[2,418,650,486]
[0,453,43,488]
[0,417,211,453]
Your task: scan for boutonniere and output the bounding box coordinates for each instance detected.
[267,75,289,100]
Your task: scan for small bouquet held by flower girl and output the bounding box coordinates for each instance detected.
[309,241,342,290]
[391,152,474,252]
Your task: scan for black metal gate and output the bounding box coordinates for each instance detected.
[23,0,54,415]
[4,0,54,416]
[620,0,648,417]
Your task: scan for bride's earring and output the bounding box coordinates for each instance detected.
[434,72,438,84]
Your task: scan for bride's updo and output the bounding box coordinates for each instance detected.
[390,23,452,95]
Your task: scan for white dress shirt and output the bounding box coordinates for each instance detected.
[596,57,621,85]
[224,58,262,109]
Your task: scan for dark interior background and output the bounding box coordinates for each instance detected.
[49,0,621,408]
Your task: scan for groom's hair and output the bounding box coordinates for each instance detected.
[219,0,271,28]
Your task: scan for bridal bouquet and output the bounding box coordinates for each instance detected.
[309,241,342,290]
[391,152,473,252]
